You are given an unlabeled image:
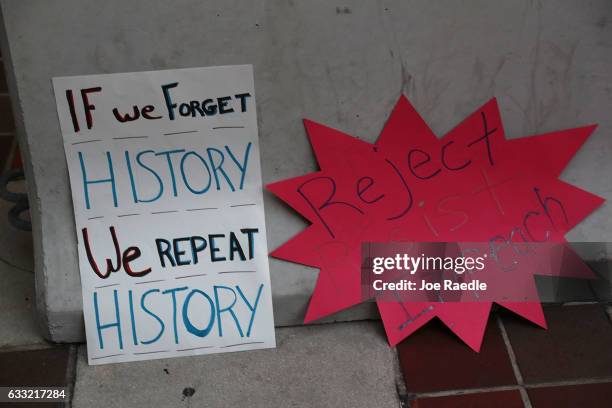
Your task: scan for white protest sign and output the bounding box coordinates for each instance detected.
[53,65,275,365]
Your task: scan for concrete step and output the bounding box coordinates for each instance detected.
[72,321,402,408]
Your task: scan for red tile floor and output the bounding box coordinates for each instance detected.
[397,304,612,407]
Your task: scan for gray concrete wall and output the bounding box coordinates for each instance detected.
[1,0,611,342]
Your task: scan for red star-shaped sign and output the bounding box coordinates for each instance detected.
[267,96,604,351]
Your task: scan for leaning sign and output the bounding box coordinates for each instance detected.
[52,65,276,364]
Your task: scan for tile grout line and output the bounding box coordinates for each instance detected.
[411,384,524,399]
[410,375,612,399]
[496,316,532,408]
[562,301,599,306]
[64,345,78,408]
[524,376,612,389]
[496,316,524,384]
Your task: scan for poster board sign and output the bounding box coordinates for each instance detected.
[53,65,275,364]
